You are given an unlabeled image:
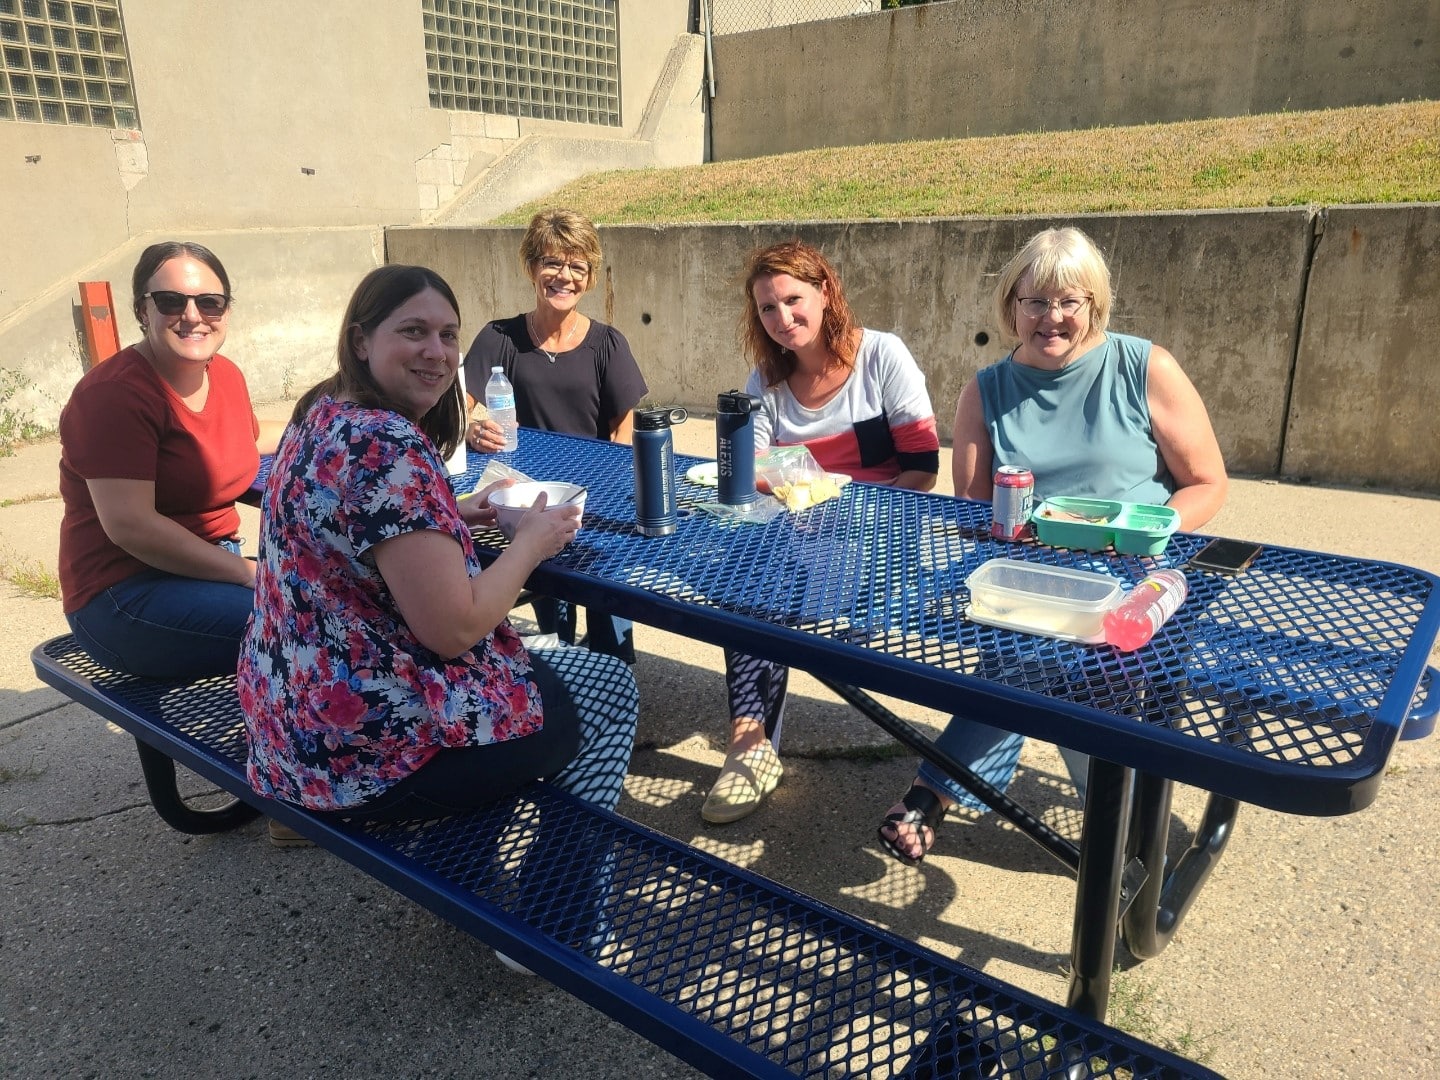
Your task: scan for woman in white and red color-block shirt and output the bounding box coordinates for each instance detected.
[701,239,941,826]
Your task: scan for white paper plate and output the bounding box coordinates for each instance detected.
[685,461,719,486]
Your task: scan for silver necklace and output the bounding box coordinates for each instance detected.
[526,312,579,364]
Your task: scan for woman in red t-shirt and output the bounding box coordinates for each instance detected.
[58,241,283,679]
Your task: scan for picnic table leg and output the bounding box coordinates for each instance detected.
[1065,757,1135,1021]
[1121,774,1240,960]
[133,738,261,834]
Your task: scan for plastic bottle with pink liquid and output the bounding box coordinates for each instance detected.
[1103,569,1188,651]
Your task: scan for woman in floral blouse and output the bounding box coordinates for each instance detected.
[238,265,637,831]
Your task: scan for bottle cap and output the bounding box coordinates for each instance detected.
[491,366,503,373]
[633,407,689,431]
[716,390,761,415]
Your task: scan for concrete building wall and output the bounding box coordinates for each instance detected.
[710,0,1440,160]
[389,206,1440,493]
[117,3,447,234]
[0,1,695,320]
[0,1,700,430]
[2,2,429,319]
[1285,205,1440,493]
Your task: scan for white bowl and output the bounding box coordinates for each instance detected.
[487,481,586,540]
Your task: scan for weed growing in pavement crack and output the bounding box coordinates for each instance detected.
[0,546,61,601]
[1104,969,1223,1064]
[0,491,59,508]
[0,369,49,456]
[0,758,47,784]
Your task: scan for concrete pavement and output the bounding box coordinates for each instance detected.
[2,413,1438,1078]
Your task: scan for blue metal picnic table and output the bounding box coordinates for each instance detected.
[439,428,1440,1020]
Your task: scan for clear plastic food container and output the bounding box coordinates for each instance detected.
[965,559,1124,643]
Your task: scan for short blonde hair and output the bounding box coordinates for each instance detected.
[992,227,1112,342]
[519,208,603,295]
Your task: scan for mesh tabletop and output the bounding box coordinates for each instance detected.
[452,431,1440,817]
[34,636,1218,1080]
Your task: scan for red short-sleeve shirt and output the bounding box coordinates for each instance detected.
[58,347,260,613]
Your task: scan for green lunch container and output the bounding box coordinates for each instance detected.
[1032,496,1180,556]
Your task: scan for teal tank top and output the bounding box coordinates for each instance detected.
[976,332,1174,505]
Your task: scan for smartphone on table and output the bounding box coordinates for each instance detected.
[1187,538,1264,576]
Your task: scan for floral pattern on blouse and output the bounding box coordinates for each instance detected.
[239,395,543,810]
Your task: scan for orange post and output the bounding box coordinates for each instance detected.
[78,280,122,366]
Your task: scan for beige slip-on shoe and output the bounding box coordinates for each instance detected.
[701,742,784,824]
[267,818,314,849]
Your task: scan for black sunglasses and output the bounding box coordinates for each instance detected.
[144,290,231,318]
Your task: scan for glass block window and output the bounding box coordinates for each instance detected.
[0,0,137,126]
[423,0,620,127]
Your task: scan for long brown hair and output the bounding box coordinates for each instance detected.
[292,265,465,457]
[740,239,859,387]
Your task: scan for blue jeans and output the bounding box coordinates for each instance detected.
[66,542,253,680]
[918,720,1091,811]
[918,651,1091,809]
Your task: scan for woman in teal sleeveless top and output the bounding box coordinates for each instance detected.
[877,226,1228,866]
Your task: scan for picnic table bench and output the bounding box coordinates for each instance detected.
[33,634,1218,1080]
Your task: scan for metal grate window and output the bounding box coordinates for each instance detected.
[423,0,620,127]
[0,0,138,127]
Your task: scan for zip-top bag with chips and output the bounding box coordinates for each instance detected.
[755,446,851,513]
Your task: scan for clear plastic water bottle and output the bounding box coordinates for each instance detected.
[484,366,518,452]
[1103,569,1188,651]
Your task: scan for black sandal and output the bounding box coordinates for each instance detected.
[877,785,946,867]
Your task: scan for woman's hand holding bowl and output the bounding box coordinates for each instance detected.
[457,477,512,529]
[511,491,581,560]
[488,481,586,549]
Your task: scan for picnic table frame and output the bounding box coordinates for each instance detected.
[446,430,1440,1020]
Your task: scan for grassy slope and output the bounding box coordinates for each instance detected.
[498,101,1439,224]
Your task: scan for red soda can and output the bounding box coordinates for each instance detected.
[991,465,1035,540]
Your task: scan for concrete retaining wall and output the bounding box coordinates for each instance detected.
[710,0,1440,160]
[389,205,1440,493]
[1286,206,1440,493]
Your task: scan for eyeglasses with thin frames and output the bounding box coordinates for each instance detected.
[1016,295,1090,319]
[537,258,591,281]
[144,290,231,318]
